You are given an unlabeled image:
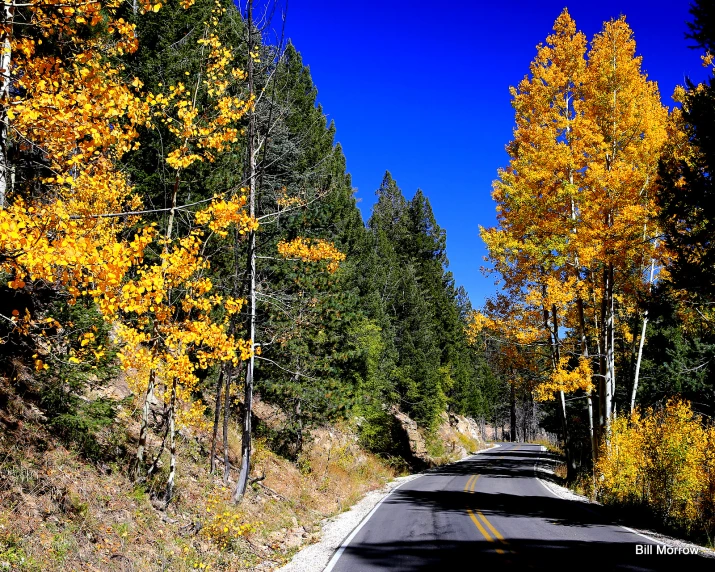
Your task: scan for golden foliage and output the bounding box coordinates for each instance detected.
[277,237,346,273]
[596,400,715,534]
[200,489,259,550]
[477,9,669,424]
[534,356,593,401]
[0,0,256,437]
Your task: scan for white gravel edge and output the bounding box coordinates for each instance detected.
[535,448,715,560]
[276,444,499,572]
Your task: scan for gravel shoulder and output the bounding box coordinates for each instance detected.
[276,445,498,572]
[274,473,420,572]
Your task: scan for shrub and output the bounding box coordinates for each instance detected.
[596,399,715,538]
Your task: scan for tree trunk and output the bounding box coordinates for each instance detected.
[631,257,655,413]
[541,293,574,479]
[631,309,648,414]
[577,297,598,469]
[521,390,527,443]
[209,368,224,474]
[233,351,253,501]
[222,364,232,484]
[133,370,154,480]
[233,0,256,504]
[510,382,516,442]
[0,2,14,208]
[164,377,178,505]
[295,398,303,453]
[606,263,615,429]
[598,267,609,451]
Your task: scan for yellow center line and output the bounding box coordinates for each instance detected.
[464,474,477,492]
[476,510,507,543]
[464,472,510,555]
[467,509,496,545]
[464,475,494,543]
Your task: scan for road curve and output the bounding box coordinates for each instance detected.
[324,443,710,571]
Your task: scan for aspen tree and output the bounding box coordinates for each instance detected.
[480,10,591,473]
[480,10,667,468]
[581,16,667,448]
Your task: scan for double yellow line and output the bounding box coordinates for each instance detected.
[464,474,510,554]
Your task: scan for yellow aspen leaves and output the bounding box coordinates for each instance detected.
[478,10,669,420]
[277,238,346,273]
[195,194,258,237]
[597,400,715,532]
[534,357,593,401]
[0,0,257,439]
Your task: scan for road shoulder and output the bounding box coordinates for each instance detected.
[276,444,498,572]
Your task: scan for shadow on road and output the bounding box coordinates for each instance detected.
[333,447,711,571]
[384,487,610,530]
[338,537,709,571]
[423,450,565,485]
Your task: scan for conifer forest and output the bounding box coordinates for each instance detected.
[1,1,715,570]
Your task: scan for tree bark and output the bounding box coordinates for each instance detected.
[209,368,224,474]
[631,257,655,413]
[0,1,14,208]
[541,289,574,478]
[133,324,159,481]
[577,297,598,469]
[164,377,178,505]
[510,381,516,442]
[606,263,615,429]
[222,364,232,484]
[234,0,256,503]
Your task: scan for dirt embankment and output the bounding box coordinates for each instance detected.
[0,375,485,571]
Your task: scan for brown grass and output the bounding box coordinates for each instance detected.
[0,394,396,571]
[0,372,487,572]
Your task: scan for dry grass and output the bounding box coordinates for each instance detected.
[0,391,397,571]
[0,372,487,572]
[531,437,563,456]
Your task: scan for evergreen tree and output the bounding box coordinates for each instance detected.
[658,0,715,300]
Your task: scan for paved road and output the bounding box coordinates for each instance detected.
[326,443,711,571]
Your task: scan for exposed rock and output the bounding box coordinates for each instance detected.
[389,406,431,465]
[389,407,485,468]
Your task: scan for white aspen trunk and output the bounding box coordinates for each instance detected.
[510,381,516,443]
[234,230,255,502]
[577,297,598,466]
[608,264,615,422]
[631,257,655,413]
[134,367,155,479]
[598,267,609,451]
[164,378,177,504]
[0,1,14,208]
[209,368,224,474]
[222,364,233,484]
[136,146,179,479]
[540,288,573,477]
[603,263,615,437]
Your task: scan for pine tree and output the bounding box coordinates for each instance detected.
[658,0,715,301]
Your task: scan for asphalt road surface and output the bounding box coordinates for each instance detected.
[325,443,711,571]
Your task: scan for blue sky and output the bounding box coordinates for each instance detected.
[261,1,708,308]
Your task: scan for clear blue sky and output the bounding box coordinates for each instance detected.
[258,1,708,308]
